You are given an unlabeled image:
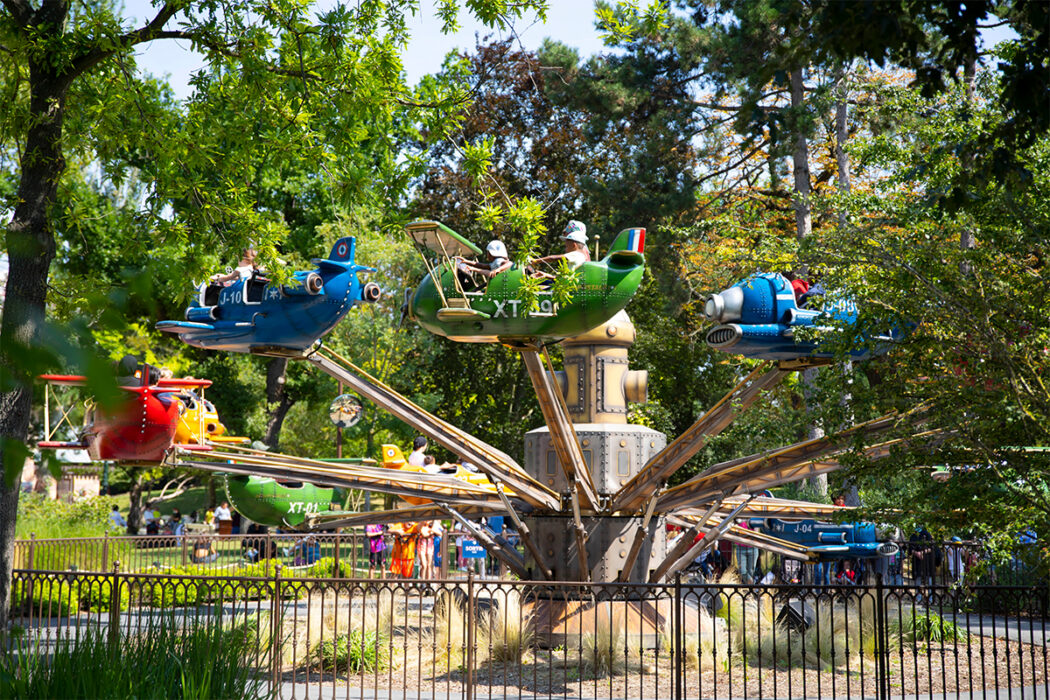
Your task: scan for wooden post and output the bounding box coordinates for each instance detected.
[27,532,36,570]
[180,532,188,568]
[101,532,109,572]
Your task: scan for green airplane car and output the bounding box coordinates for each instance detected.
[405,221,646,347]
[223,474,348,529]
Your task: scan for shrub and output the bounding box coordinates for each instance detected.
[15,493,116,539]
[890,609,969,644]
[144,578,203,608]
[316,629,388,673]
[80,578,130,613]
[10,577,79,617]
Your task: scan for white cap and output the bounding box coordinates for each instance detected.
[562,220,587,244]
[486,240,508,258]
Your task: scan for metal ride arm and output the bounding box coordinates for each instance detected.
[306,346,559,510]
[649,497,724,583]
[496,484,553,580]
[655,413,904,512]
[439,504,530,579]
[616,488,661,583]
[569,485,591,581]
[611,364,788,512]
[656,497,753,582]
[520,348,599,509]
[307,502,509,530]
[176,446,504,507]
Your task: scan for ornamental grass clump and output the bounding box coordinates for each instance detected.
[0,622,269,699]
[581,612,625,677]
[479,587,534,664]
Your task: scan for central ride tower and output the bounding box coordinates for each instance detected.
[522,311,669,582]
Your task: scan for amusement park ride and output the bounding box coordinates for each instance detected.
[155,222,937,581]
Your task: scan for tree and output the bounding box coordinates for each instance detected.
[802,73,1049,544]
[0,0,545,634]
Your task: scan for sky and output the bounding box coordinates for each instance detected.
[124,0,610,101]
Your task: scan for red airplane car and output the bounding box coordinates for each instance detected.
[38,367,214,464]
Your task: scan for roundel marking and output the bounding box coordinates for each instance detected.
[336,242,348,258]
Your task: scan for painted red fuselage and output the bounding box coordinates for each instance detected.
[85,386,180,462]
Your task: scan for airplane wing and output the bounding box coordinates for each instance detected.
[38,440,86,450]
[404,220,483,257]
[157,378,213,389]
[307,502,509,529]
[39,374,90,387]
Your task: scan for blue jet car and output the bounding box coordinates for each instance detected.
[157,237,380,354]
[749,517,899,561]
[703,272,898,361]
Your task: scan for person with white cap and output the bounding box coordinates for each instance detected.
[531,220,591,278]
[454,239,512,285]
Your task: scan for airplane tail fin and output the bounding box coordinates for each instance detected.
[328,237,357,263]
[602,228,646,265]
[380,444,407,468]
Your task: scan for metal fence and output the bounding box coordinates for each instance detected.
[12,531,497,579]
[7,565,1048,699]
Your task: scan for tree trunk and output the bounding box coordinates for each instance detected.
[263,357,293,450]
[0,56,72,632]
[790,68,812,242]
[788,67,826,496]
[126,471,145,535]
[835,69,851,227]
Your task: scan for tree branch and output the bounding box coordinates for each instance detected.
[69,3,182,77]
[1,0,31,26]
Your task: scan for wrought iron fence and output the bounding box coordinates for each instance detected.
[6,565,1048,699]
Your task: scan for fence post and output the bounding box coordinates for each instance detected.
[874,573,888,700]
[334,531,341,577]
[108,561,121,652]
[101,531,109,572]
[466,570,475,700]
[27,532,36,570]
[674,573,683,700]
[270,563,283,692]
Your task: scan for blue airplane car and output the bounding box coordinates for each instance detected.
[749,517,899,560]
[157,237,380,354]
[702,272,897,362]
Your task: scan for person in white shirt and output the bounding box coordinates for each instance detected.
[213,502,232,522]
[109,505,126,530]
[531,220,591,278]
[407,436,427,468]
[210,248,257,286]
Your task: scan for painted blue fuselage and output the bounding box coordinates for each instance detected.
[749,517,898,560]
[703,273,895,361]
[157,237,379,354]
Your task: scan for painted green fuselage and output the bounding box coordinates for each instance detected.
[224,474,344,528]
[410,259,645,344]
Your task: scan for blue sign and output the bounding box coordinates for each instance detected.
[460,539,486,558]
